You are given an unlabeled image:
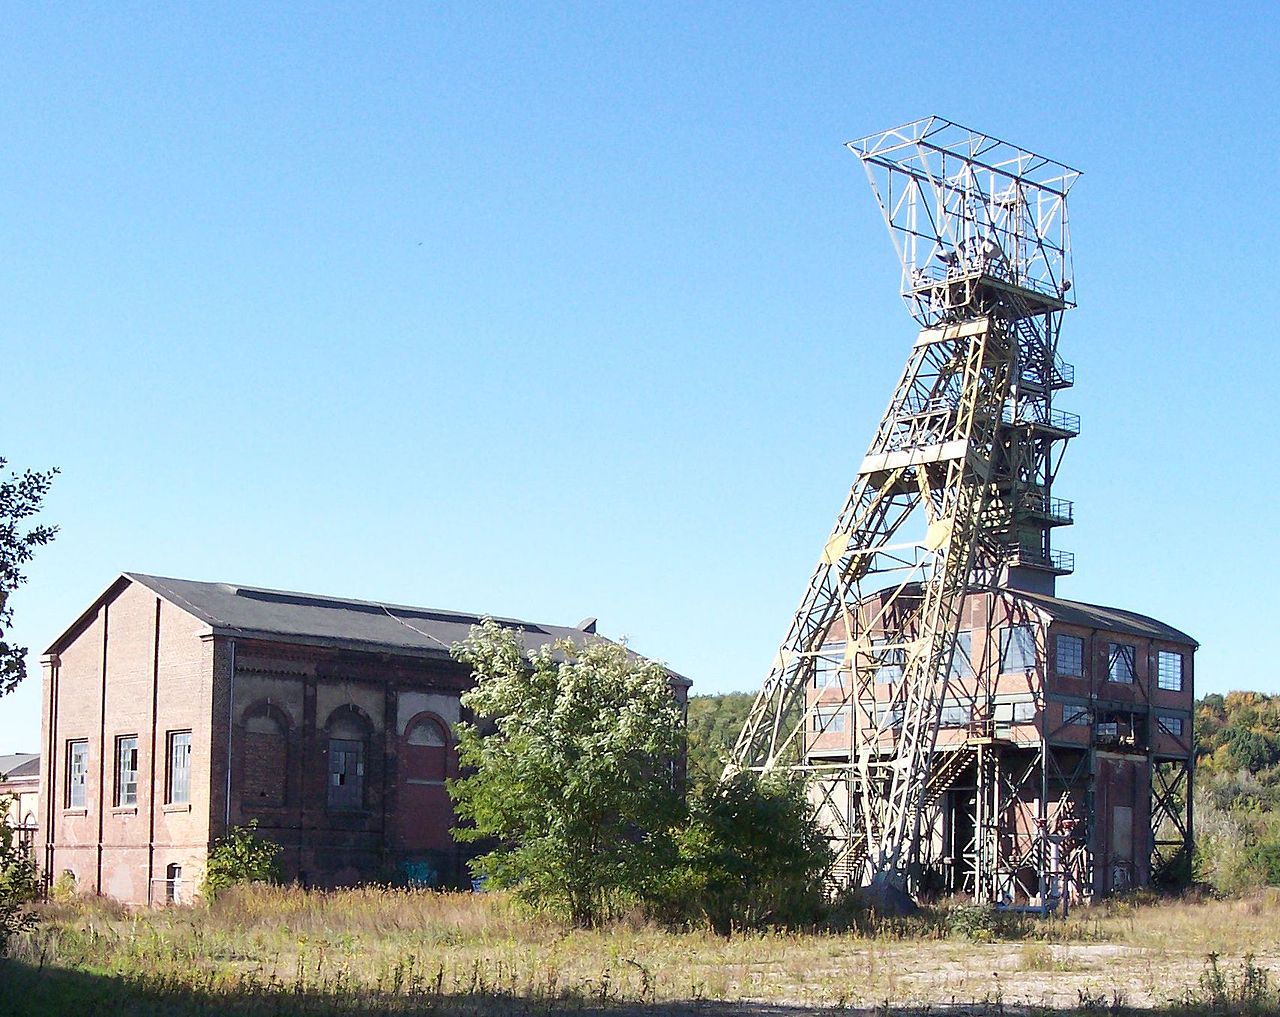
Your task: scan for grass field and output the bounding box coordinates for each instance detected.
[2,886,1279,1016]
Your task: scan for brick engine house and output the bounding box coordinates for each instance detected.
[38,573,683,904]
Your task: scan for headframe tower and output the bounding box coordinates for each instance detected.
[730,118,1081,896]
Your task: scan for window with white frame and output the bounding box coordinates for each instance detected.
[812,707,846,734]
[1055,634,1084,677]
[1157,714,1184,737]
[1012,700,1038,723]
[1000,625,1037,672]
[1107,642,1136,684]
[167,731,192,805]
[940,703,970,727]
[872,636,904,684]
[66,740,88,809]
[813,643,846,689]
[1064,704,1092,726]
[1157,651,1184,692]
[115,735,138,807]
[949,631,974,678]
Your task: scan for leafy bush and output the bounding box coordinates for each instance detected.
[658,771,832,932]
[0,793,39,953]
[449,620,684,927]
[201,820,281,900]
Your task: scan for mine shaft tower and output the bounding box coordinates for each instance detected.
[730,117,1082,898]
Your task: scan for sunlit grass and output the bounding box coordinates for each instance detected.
[3,884,1280,1014]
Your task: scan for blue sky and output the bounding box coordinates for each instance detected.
[3,3,1278,750]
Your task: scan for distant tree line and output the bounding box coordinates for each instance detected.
[1195,691,1280,893]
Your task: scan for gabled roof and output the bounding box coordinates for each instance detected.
[1014,590,1197,647]
[47,573,688,682]
[0,753,39,780]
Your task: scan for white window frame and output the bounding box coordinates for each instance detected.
[1055,634,1084,677]
[1157,714,1184,737]
[949,630,974,678]
[1157,650,1184,692]
[813,643,846,689]
[167,730,192,805]
[115,735,139,807]
[1107,642,1136,684]
[1000,625,1037,673]
[66,739,88,809]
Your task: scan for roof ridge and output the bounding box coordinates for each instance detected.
[125,572,544,630]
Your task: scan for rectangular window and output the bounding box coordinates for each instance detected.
[1064,705,1091,727]
[115,735,138,807]
[1000,625,1037,673]
[1012,701,1037,723]
[1158,714,1184,737]
[940,703,970,727]
[875,705,904,729]
[872,636,904,685]
[949,631,974,678]
[1157,651,1184,692]
[328,738,365,810]
[167,731,192,805]
[66,740,88,809]
[1107,642,1136,684]
[812,708,845,734]
[1055,634,1084,677]
[813,643,846,689]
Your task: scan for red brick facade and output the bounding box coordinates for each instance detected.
[40,574,672,903]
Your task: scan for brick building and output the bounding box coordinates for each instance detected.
[1,752,40,855]
[39,573,686,904]
[806,585,1196,902]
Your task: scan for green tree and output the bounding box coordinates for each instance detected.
[1,459,58,696]
[0,793,39,952]
[685,692,756,783]
[449,619,683,926]
[660,770,832,932]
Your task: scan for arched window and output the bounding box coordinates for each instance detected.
[404,714,449,781]
[241,703,290,808]
[326,707,372,811]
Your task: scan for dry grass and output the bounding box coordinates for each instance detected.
[3,885,1280,1015]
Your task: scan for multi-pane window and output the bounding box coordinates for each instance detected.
[812,708,845,734]
[1158,714,1184,737]
[1107,642,1136,684]
[1000,625,1037,672]
[872,637,904,684]
[949,631,974,678]
[940,703,970,727]
[813,643,846,689]
[876,705,905,729]
[115,736,138,807]
[1012,701,1038,723]
[167,731,192,805]
[66,740,88,809]
[1055,634,1084,677]
[328,738,365,810]
[1064,705,1091,726]
[1157,651,1184,692]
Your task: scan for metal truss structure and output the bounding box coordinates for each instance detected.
[730,118,1083,896]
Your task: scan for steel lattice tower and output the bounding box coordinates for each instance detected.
[730,118,1080,896]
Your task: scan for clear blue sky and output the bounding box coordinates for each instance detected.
[4,3,1278,750]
